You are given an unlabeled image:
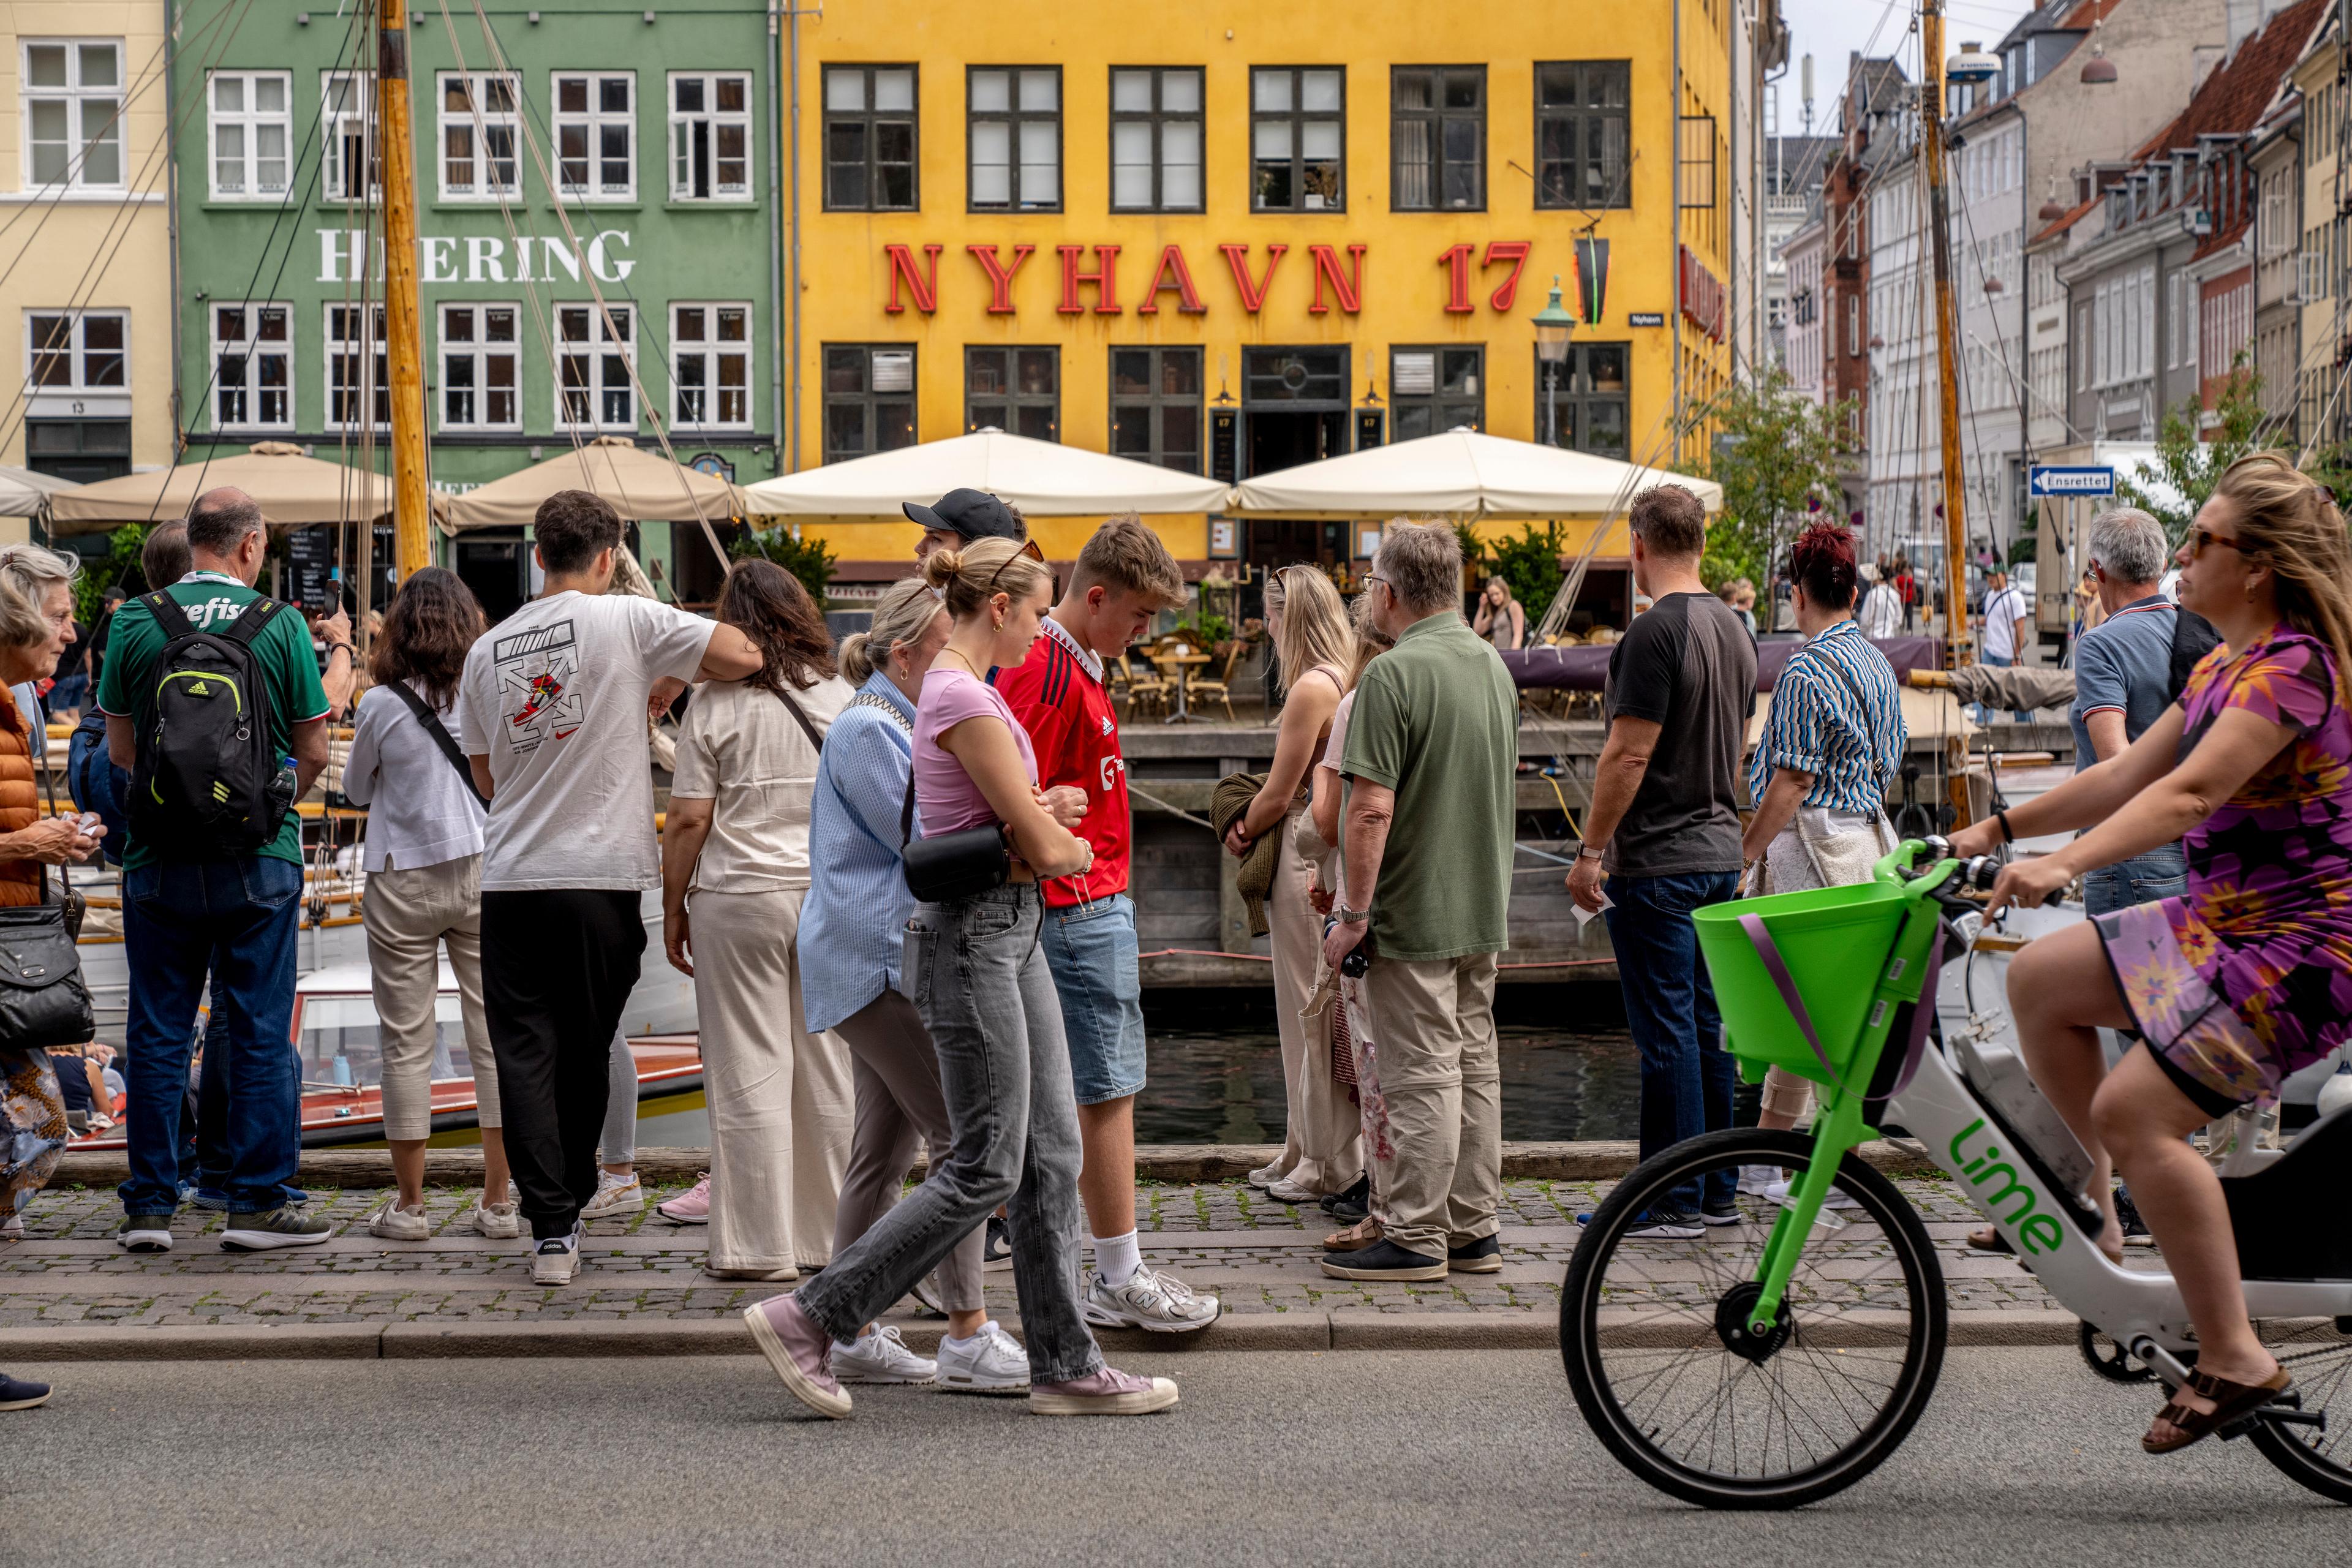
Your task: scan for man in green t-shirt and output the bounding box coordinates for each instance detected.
[1321,521,1518,1283]
[97,488,338,1254]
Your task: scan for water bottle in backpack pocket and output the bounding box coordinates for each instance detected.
[126,590,296,858]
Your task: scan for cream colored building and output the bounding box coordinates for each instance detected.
[0,2,173,541]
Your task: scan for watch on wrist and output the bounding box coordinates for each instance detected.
[1577,845,1605,862]
[1333,903,1372,925]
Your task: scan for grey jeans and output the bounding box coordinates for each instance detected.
[792,884,1102,1382]
[832,989,986,1314]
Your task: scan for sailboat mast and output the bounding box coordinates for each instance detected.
[377,0,431,583]
[1920,0,1973,665]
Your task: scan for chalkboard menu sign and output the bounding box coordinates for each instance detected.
[1209,407,1238,483]
[286,525,336,612]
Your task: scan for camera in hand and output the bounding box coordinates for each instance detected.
[1324,918,1373,977]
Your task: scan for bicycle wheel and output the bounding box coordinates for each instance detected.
[2247,1316,2352,1504]
[1560,1128,1947,1509]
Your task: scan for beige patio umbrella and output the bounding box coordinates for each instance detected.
[443,436,745,532]
[45,441,432,535]
[0,466,79,518]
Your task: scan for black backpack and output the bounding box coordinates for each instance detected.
[127,590,297,858]
[2166,606,2223,704]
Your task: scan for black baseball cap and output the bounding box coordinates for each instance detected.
[903,488,1025,545]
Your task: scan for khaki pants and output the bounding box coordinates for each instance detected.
[1267,807,1361,1195]
[363,854,494,1141]
[691,886,853,1271]
[1359,952,1502,1259]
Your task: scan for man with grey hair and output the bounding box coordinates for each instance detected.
[1316,521,1518,1283]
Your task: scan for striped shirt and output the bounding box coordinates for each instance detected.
[1747,618,1906,816]
[796,671,920,1035]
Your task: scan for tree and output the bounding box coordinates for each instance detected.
[729,524,836,608]
[1687,370,1855,593]
[2114,359,2264,546]
[74,524,148,625]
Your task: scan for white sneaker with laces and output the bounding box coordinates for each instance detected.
[1082,1261,1222,1333]
[366,1199,431,1241]
[935,1319,1030,1394]
[531,1224,583,1285]
[469,1191,521,1239]
[1765,1177,1860,1212]
[1736,1166,1780,1196]
[1263,1177,1319,1205]
[1243,1163,1285,1191]
[581,1171,643,1219]
[830,1324,938,1385]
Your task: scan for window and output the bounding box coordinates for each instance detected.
[1535,343,1627,458]
[1390,347,1482,438]
[669,72,753,200]
[439,72,519,200]
[556,304,635,431]
[2184,278,2199,374]
[25,310,126,391]
[1534,61,1628,210]
[553,72,633,200]
[440,303,519,431]
[1109,347,1202,472]
[22,39,123,190]
[965,347,1057,439]
[1846,293,1859,356]
[1109,67,1202,213]
[325,304,389,431]
[211,304,292,431]
[968,67,1060,211]
[1391,67,1482,211]
[209,70,290,200]
[2075,304,2090,391]
[823,345,916,462]
[1678,115,1717,209]
[322,71,378,202]
[1251,67,1344,212]
[673,304,752,430]
[824,66,918,211]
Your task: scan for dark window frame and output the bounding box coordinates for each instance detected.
[1250,66,1346,214]
[1534,341,1629,459]
[964,345,1060,442]
[1108,346,1204,473]
[822,63,918,212]
[1107,65,1205,214]
[1388,344,1484,440]
[1390,65,1484,212]
[966,64,1063,213]
[822,342,918,464]
[1534,59,1630,211]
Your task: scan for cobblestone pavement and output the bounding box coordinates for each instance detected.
[0,1177,2109,1329]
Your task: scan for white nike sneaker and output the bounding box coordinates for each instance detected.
[934,1319,1030,1395]
[1082,1261,1221,1333]
[829,1324,938,1385]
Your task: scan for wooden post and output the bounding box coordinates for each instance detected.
[1921,0,1973,668]
[377,0,431,582]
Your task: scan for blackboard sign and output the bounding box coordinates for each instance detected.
[1209,407,1238,483]
[286,525,336,613]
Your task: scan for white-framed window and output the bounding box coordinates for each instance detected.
[2166,273,2181,369]
[553,72,633,200]
[970,67,1062,211]
[208,70,291,200]
[211,303,292,431]
[325,303,388,432]
[2184,279,2200,375]
[2302,249,2331,302]
[1845,293,1859,356]
[2135,264,2155,380]
[24,309,126,391]
[556,303,635,430]
[23,39,124,190]
[439,302,521,431]
[669,72,752,200]
[671,303,752,430]
[321,70,378,202]
[439,72,521,200]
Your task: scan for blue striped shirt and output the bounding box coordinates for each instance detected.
[797,671,920,1035]
[1747,618,1905,815]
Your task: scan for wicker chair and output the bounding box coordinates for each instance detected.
[1118,653,1171,718]
[1185,641,1248,723]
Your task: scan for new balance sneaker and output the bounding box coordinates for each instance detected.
[982,1214,1014,1272]
[365,1199,431,1242]
[1624,1209,1706,1240]
[1317,1239,1447,1282]
[221,1207,334,1251]
[1030,1366,1180,1417]
[117,1213,173,1253]
[581,1171,644,1219]
[657,1173,711,1225]
[829,1324,937,1385]
[0,1373,51,1411]
[1446,1235,1503,1273]
[530,1225,583,1286]
[935,1319,1030,1394]
[744,1293,851,1419]
[467,1191,521,1239]
[1082,1261,1221,1333]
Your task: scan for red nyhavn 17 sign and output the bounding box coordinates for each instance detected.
[881,241,1533,317]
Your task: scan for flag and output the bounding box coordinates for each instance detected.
[1572,237,1610,325]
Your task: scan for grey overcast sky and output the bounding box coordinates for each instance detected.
[1775,0,2041,135]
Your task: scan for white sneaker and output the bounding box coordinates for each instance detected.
[531,1224,583,1285]
[366,1199,431,1241]
[1,1213,22,1240]
[1082,1261,1222,1333]
[1764,1177,1860,1212]
[469,1191,521,1239]
[830,1325,938,1385]
[1244,1163,1286,1191]
[935,1319,1030,1395]
[1263,1177,1319,1205]
[1736,1166,1781,1196]
[907,1268,949,1316]
[581,1171,643,1219]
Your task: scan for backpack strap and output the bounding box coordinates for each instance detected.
[144,590,195,642]
[217,596,285,650]
[383,680,489,806]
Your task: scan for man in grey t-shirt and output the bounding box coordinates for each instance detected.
[1568,485,1756,1234]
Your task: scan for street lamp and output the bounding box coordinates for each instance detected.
[1534,276,1575,447]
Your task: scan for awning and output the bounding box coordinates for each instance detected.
[443,436,745,531]
[1227,429,1721,519]
[0,466,78,518]
[46,442,438,535]
[742,428,1230,518]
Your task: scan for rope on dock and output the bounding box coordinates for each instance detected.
[1127,784,1221,832]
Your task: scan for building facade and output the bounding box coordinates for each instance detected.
[1762,132,1833,370]
[2248,92,2302,438]
[2293,21,2340,445]
[1781,202,1826,399]
[1815,56,1908,526]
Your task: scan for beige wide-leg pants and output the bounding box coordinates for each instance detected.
[363,854,495,1141]
[690,886,853,1271]
[1267,807,1362,1195]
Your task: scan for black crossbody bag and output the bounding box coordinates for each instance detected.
[383,681,490,805]
[899,769,1010,903]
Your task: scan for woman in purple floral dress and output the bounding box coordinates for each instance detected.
[1950,453,2352,1454]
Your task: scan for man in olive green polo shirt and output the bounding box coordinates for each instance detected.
[1320,521,1518,1282]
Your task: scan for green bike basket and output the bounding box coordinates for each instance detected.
[1692,879,1912,1088]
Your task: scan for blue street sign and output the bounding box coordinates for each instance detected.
[2029,465,2115,497]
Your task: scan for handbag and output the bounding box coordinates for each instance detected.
[0,867,96,1050]
[899,769,1009,903]
[383,680,489,805]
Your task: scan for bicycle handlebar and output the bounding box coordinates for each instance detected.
[1878,837,2064,908]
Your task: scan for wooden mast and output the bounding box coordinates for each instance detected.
[1921,0,1972,666]
[377,0,431,582]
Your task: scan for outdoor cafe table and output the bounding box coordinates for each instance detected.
[1151,647,1213,723]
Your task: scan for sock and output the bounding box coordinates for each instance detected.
[1095,1229,1142,1286]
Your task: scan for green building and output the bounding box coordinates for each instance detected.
[170,0,781,617]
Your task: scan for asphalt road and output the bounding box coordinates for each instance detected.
[7,1348,2337,1567]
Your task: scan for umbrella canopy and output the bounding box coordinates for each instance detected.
[0,466,79,518]
[47,442,429,535]
[1227,429,1721,520]
[741,428,1230,517]
[445,436,745,531]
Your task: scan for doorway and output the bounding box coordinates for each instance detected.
[455,530,529,625]
[1241,347,1349,478]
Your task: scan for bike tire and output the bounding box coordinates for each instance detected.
[2245,1316,2352,1506]
[1560,1128,1948,1510]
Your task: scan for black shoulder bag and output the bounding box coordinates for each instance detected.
[0,867,96,1050]
[899,764,1010,903]
[383,682,489,806]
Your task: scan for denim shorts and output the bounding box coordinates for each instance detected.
[2082,844,2188,920]
[1039,892,1146,1105]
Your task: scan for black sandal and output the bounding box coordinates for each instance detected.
[2143,1365,2293,1454]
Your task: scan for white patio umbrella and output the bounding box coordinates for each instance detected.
[742,428,1230,516]
[1227,428,1721,519]
[0,466,80,517]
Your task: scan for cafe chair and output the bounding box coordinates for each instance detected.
[1186,642,1248,723]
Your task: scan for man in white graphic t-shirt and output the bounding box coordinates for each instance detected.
[459,489,762,1285]
[1977,568,2034,723]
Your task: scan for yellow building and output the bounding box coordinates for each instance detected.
[0,2,174,543]
[782,0,1738,583]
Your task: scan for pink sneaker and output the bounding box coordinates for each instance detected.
[742,1293,851,1419]
[1030,1365,1180,1416]
[658,1174,711,1225]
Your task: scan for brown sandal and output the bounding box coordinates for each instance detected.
[1322,1217,1382,1253]
[1969,1224,2125,1265]
[2143,1365,2293,1454]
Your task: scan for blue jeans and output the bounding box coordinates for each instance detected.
[1040,893,1147,1106]
[1977,653,2031,723]
[2082,843,2188,919]
[1606,870,1741,1213]
[65,712,129,867]
[118,856,304,1216]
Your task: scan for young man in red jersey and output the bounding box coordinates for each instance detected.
[998,516,1219,1333]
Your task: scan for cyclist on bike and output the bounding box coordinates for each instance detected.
[1948,452,2352,1453]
